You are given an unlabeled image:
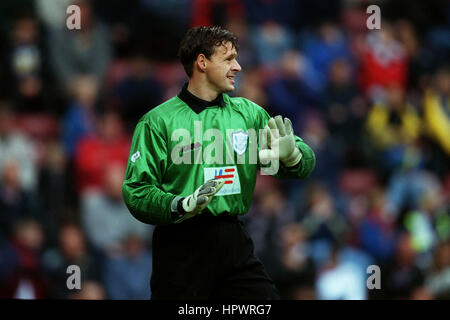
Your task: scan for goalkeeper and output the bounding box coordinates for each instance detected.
[122,26,315,300]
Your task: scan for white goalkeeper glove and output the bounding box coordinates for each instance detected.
[259,115,302,167]
[171,179,225,223]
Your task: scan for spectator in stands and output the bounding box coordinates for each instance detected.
[302,22,353,93]
[0,219,48,298]
[316,244,368,300]
[74,111,130,193]
[358,23,408,100]
[251,22,294,68]
[242,0,301,29]
[300,182,348,267]
[42,223,103,298]
[48,0,112,93]
[0,161,39,238]
[37,142,68,246]
[190,0,245,28]
[81,163,152,255]
[365,85,422,177]
[387,169,442,221]
[375,232,427,299]
[104,234,152,299]
[323,58,365,150]
[35,0,72,31]
[0,101,37,193]
[265,50,323,131]
[425,240,450,299]
[62,75,98,158]
[421,66,450,176]
[300,113,341,188]
[235,67,268,107]
[357,187,397,263]
[2,15,54,112]
[399,172,441,260]
[394,19,434,92]
[270,222,316,299]
[433,176,450,243]
[112,52,165,127]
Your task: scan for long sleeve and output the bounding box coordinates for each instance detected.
[122,119,176,225]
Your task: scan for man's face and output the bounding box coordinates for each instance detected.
[205,41,241,93]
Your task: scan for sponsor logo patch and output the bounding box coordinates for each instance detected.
[204,166,241,196]
[131,151,141,163]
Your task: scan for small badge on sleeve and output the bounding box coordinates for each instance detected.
[131,151,141,163]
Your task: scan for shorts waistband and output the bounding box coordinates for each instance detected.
[165,210,239,228]
[199,210,238,220]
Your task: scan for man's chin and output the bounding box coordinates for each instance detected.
[222,84,235,92]
[215,82,235,93]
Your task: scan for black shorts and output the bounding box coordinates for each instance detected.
[150,212,280,300]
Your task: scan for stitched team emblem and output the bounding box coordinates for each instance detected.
[232,131,248,155]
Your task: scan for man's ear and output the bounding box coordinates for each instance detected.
[196,54,207,73]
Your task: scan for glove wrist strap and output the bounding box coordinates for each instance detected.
[178,197,187,214]
[282,147,302,167]
[171,196,187,222]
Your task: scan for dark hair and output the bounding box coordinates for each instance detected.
[178,26,239,77]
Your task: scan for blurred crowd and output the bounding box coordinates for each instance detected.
[0,0,449,300]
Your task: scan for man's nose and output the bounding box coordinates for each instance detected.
[232,60,242,72]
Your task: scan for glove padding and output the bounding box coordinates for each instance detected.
[175,179,225,223]
[259,115,302,167]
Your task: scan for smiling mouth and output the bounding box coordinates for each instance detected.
[227,76,235,83]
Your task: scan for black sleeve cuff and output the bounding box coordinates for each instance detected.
[171,197,186,221]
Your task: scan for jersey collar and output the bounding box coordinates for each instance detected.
[178,82,225,114]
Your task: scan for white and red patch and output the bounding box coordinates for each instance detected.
[204,166,241,196]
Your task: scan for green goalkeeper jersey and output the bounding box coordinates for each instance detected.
[122,85,316,225]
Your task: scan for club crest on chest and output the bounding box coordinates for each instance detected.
[232,130,248,155]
